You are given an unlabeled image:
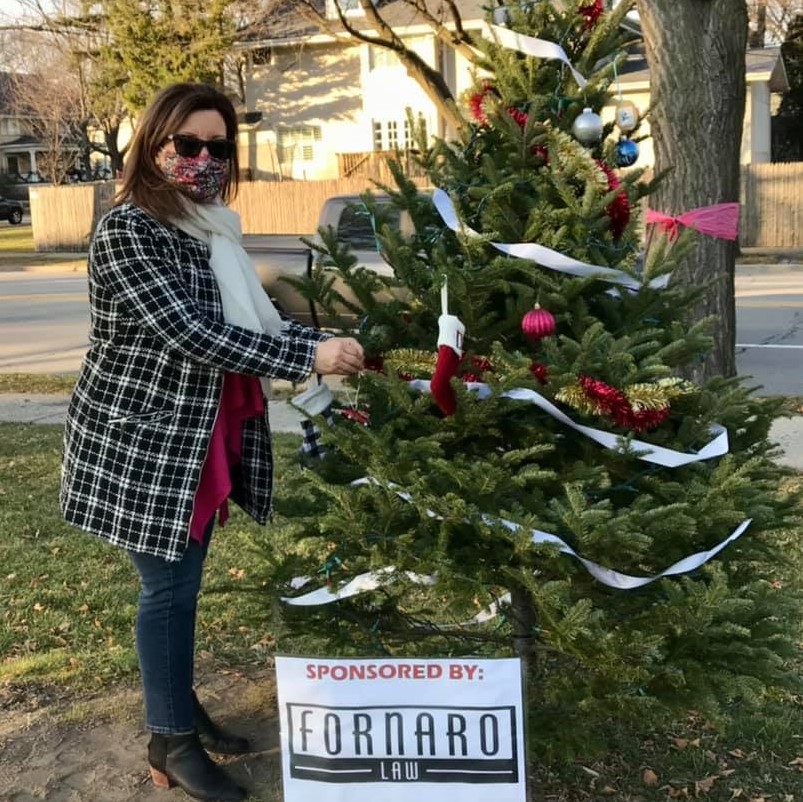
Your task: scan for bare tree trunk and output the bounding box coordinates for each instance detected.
[637,0,748,380]
[509,584,538,802]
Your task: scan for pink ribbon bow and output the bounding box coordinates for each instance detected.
[645,202,740,241]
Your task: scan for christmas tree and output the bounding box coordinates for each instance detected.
[257,0,801,756]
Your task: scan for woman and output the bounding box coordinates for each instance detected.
[60,82,363,802]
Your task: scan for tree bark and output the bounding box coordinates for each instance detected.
[637,0,748,380]
[509,584,538,802]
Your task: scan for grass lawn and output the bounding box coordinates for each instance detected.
[0,372,317,398]
[0,223,86,271]
[0,224,34,252]
[0,373,78,394]
[0,424,303,688]
[0,422,801,800]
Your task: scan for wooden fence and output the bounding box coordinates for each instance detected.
[30,182,116,252]
[230,176,429,234]
[740,162,803,248]
[28,164,803,251]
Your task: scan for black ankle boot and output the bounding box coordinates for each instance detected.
[193,691,251,755]
[148,731,247,802]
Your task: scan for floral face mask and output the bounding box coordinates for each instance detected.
[159,151,230,203]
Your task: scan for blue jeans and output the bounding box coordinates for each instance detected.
[129,523,212,734]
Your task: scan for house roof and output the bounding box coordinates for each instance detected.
[0,134,39,150]
[239,5,785,94]
[238,0,487,46]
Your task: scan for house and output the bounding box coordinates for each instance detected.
[234,0,484,180]
[0,72,45,186]
[235,1,789,181]
[610,45,789,166]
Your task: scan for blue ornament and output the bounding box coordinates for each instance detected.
[615,137,639,167]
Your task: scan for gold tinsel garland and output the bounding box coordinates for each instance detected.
[384,349,438,376]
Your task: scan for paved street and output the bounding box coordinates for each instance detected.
[0,265,801,395]
[734,266,803,395]
[0,271,90,373]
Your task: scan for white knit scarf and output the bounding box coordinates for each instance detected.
[173,201,286,335]
[172,201,288,395]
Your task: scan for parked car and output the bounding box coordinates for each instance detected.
[0,196,24,225]
[244,194,412,327]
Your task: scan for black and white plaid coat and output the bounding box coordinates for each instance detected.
[60,203,329,561]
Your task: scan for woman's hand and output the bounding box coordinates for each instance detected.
[313,337,364,376]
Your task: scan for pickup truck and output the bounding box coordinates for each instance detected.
[243,194,408,327]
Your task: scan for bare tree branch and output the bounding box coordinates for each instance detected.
[293,0,469,133]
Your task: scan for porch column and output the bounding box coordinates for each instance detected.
[28,149,38,177]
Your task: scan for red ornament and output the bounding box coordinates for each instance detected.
[596,160,631,238]
[461,356,494,384]
[532,144,549,163]
[339,407,370,426]
[522,306,557,342]
[580,0,604,27]
[363,355,385,374]
[530,362,549,385]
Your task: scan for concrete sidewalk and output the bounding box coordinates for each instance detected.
[1,392,801,470]
[0,393,307,434]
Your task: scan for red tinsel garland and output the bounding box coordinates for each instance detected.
[507,106,528,127]
[467,83,550,163]
[596,160,631,238]
[579,375,670,432]
[468,82,495,126]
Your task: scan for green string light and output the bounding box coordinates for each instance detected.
[318,554,342,582]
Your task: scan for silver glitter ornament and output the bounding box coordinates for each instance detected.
[571,107,604,146]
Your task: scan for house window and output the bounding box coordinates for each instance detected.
[374,117,426,151]
[326,0,367,18]
[6,155,19,175]
[402,115,428,149]
[251,47,271,66]
[417,116,428,144]
[368,46,400,71]
[277,125,322,163]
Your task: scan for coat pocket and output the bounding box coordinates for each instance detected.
[108,409,174,426]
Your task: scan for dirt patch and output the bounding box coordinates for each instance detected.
[0,664,283,802]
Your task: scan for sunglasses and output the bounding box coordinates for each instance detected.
[165,134,235,161]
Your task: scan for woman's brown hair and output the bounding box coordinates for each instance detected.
[116,82,240,223]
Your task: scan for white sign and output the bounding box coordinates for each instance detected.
[276,656,527,802]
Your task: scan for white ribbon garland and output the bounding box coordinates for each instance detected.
[433,189,670,291]
[484,22,588,89]
[408,379,729,468]
[282,476,752,606]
